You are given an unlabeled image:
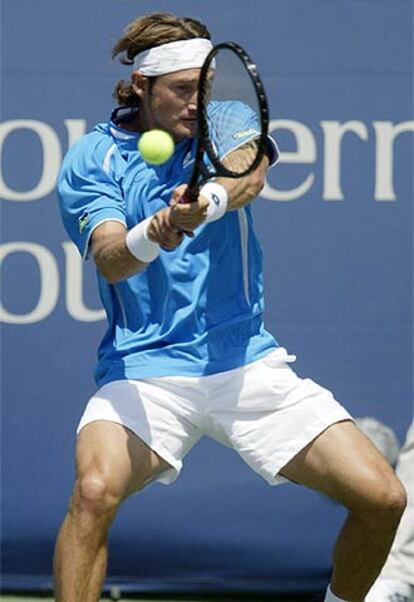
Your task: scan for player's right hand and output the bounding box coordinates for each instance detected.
[169,184,209,233]
[147,208,185,251]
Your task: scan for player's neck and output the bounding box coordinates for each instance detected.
[118,115,142,133]
[120,108,158,134]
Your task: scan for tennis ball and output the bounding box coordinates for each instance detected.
[138,129,175,165]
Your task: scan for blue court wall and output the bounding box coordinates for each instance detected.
[1,0,413,593]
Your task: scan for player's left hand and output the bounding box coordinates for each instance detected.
[169,185,209,234]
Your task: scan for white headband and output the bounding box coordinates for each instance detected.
[133,38,213,76]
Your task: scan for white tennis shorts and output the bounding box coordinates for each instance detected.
[77,348,352,486]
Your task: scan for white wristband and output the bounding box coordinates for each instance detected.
[125,216,160,263]
[200,182,228,223]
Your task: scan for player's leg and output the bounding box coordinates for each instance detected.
[279,420,407,602]
[54,420,172,602]
[365,421,414,601]
[209,354,406,601]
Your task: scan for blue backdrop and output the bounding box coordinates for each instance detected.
[1,0,413,594]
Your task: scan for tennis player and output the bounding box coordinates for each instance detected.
[55,12,406,602]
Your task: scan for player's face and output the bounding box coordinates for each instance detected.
[136,69,201,141]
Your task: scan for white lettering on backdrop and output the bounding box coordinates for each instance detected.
[0,242,59,324]
[262,118,413,202]
[0,118,413,202]
[0,241,105,324]
[0,119,87,201]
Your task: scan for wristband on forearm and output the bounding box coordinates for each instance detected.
[125,216,160,263]
[200,182,228,223]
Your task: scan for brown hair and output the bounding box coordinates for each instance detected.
[112,12,211,106]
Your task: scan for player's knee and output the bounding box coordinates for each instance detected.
[73,473,123,519]
[378,478,407,525]
[357,473,406,530]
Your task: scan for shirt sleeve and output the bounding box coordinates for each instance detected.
[57,135,127,259]
[208,101,279,166]
[266,135,280,168]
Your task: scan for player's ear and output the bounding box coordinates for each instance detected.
[131,71,150,99]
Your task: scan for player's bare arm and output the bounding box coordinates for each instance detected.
[217,151,270,210]
[92,209,184,283]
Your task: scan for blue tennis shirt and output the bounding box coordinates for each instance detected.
[58,102,279,386]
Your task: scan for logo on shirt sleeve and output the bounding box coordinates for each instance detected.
[78,211,90,234]
[232,128,259,140]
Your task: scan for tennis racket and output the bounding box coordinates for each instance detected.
[182,41,270,203]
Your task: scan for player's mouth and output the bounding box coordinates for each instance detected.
[181,118,197,128]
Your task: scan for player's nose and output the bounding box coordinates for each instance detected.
[188,89,198,111]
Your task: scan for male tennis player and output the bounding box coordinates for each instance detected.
[55,12,406,602]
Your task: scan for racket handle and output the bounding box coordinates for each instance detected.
[174,183,199,236]
[179,190,192,204]
[179,183,199,204]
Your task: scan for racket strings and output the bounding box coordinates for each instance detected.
[203,47,263,176]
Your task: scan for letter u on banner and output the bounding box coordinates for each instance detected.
[0,242,59,324]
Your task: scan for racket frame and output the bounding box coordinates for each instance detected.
[186,41,269,201]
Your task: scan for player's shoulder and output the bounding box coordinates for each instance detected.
[208,100,253,118]
[61,123,122,172]
[207,100,257,138]
[207,101,258,148]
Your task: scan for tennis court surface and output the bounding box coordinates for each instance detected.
[0,585,325,602]
[0,594,323,602]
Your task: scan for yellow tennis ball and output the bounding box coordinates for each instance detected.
[138,129,175,165]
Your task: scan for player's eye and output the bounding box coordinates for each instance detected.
[176,83,195,95]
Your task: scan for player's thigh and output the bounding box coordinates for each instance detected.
[76,420,172,498]
[280,420,403,511]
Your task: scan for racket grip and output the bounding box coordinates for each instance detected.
[179,184,199,204]
[179,190,192,204]
[174,185,198,236]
